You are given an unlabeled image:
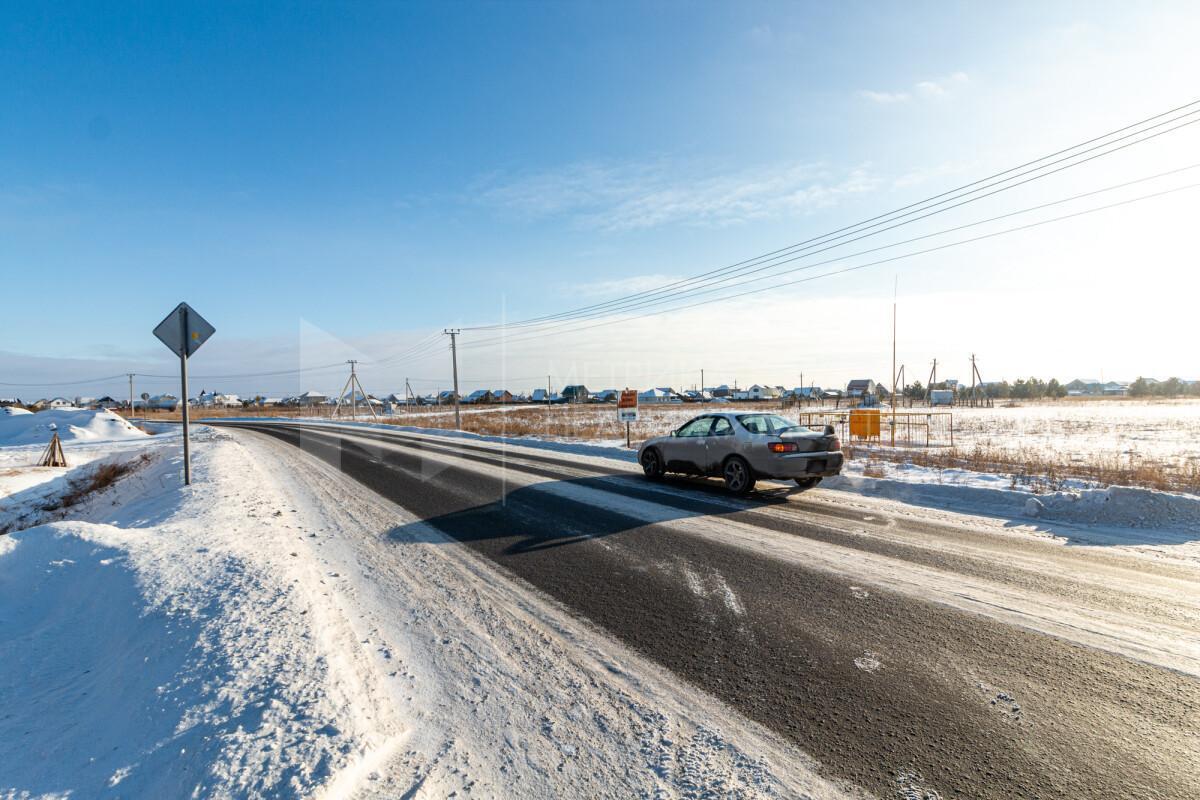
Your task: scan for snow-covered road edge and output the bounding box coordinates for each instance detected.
[1,424,863,799]
[208,418,1200,559]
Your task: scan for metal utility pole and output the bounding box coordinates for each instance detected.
[891,278,898,447]
[444,329,461,429]
[927,358,938,403]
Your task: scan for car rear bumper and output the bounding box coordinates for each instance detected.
[757,450,844,478]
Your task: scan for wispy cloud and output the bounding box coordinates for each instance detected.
[471,160,879,232]
[858,90,911,104]
[571,274,684,297]
[860,71,970,104]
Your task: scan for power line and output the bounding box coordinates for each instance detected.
[0,372,132,388]
[461,100,1200,332]
[459,178,1200,350]
[460,160,1200,347]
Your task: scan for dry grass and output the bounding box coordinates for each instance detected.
[847,443,1200,495]
[45,454,151,512]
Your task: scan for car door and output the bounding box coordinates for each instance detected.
[704,416,735,472]
[663,416,714,472]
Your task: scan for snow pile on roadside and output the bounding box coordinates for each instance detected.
[1,406,32,417]
[0,407,146,446]
[0,432,404,799]
[827,460,1200,535]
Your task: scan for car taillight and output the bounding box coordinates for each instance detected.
[768,441,799,453]
[829,437,841,450]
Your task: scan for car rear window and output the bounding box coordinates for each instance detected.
[736,414,803,434]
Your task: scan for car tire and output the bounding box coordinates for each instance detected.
[793,477,821,491]
[722,456,755,495]
[640,447,665,481]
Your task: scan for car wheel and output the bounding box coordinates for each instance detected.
[722,456,755,495]
[640,447,665,480]
[794,477,821,491]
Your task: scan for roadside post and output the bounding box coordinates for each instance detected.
[618,388,639,448]
[153,302,216,486]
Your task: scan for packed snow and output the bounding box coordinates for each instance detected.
[0,407,146,446]
[0,421,851,799]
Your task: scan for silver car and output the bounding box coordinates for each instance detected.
[637,412,843,495]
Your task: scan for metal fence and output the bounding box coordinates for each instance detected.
[797,410,954,447]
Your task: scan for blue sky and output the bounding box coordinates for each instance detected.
[3,1,1199,397]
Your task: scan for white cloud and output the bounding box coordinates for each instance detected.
[472,160,880,231]
[859,90,911,104]
[860,71,970,104]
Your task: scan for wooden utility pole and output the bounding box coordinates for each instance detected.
[127,373,135,422]
[444,329,461,429]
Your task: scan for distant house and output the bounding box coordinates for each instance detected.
[561,385,589,404]
[437,390,458,404]
[638,387,681,404]
[464,389,491,404]
[930,389,955,406]
[296,391,328,407]
[489,389,515,404]
[0,398,22,408]
[74,396,96,408]
[148,394,179,411]
[785,386,822,400]
[47,397,74,409]
[94,396,121,409]
[710,385,733,399]
[197,391,241,408]
[254,397,283,407]
[592,389,619,403]
[846,379,877,399]
[747,384,780,401]
[530,388,561,404]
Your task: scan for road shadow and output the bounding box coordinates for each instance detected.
[383,472,792,556]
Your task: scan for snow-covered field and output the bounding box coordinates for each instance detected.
[946,398,1200,468]
[354,398,1200,494]
[0,411,849,799]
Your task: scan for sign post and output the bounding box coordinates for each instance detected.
[153,302,215,485]
[617,388,639,448]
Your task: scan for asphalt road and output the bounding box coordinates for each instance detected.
[216,421,1200,800]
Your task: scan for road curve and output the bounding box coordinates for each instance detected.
[214,420,1200,800]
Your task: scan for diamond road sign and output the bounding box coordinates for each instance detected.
[153,302,215,358]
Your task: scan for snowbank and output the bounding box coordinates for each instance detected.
[0,434,402,798]
[825,461,1200,542]
[0,408,146,446]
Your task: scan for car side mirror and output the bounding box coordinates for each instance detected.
[670,430,678,437]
